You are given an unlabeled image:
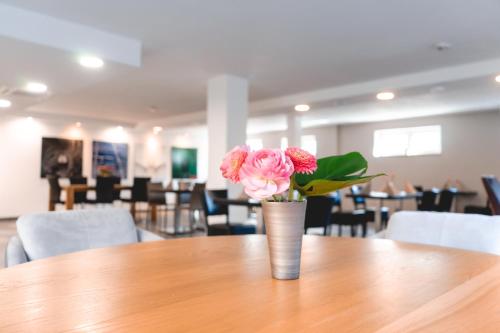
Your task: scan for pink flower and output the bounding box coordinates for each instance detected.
[285,147,317,174]
[220,145,250,183]
[239,149,294,200]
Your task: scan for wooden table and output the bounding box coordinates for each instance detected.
[58,184,132,211]
[2,236,499,332]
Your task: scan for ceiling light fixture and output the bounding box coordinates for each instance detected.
[79,55,104,69]
[294,104,310,112]
[75,122,82,128]
[153,126,163,134]
[0,99,12,108]
[376,91,395,101]
[495,75,500,83]
[26,82,48,94]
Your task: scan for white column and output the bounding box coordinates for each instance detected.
[207,75,248,221]
[287,113,302,147]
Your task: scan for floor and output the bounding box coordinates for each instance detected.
[0,209,378,268]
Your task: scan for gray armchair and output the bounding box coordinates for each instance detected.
[5,208,164,268]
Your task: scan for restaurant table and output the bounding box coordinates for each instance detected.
[57,184,132,211]
[1,236,499,332]
[149,188,192,235]
[346,191,421,211]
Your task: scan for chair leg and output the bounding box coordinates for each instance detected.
[351,225,357,237]
[338,225,342,237]
[362,222,367,238]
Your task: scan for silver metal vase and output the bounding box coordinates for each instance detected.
[262,200,307,280]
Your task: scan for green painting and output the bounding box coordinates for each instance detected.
[171,147,197,179]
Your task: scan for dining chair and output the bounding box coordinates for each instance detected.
[147,182,170,227]
[69,176,88,206]
[186,183,206,231]
[304,196,334,236]
[482,176,500,215]
[122,177,150,220]
[350,185,390,228]
[377,211,500,255]
[111,176,122,201]
[436,189,455,212]
[201,189,256,236]
[417,190,439,211]
[88,177,116,205]
[5,208,163,267]
[47,175,64,210]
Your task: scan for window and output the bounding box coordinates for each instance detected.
[373,125,442,158]
[301,135,317,156]
[246,138,263,151]
[280,137,288,150]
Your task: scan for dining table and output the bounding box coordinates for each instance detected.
[149,187,193,235]
[346,190,421,211]
[1,236,499,332]
[56,184,132,211]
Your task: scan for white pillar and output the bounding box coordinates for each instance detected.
[287,113,302,147]
[207,75,248,214]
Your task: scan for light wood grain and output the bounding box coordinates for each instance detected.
[0,236,499,332]
[59,184,132,210]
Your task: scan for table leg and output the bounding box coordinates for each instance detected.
[151,204,157,223]
[130,202,136,220]
[174,193,181,233]
[48,201,55,211]
[66,188,75,210]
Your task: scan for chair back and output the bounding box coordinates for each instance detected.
[15,208,138,261]
[110,177,121,201]
[47,175,62,204]
[417,190,438,211]
[437,190,455,212]
[350,186,366,207]
[95,177,115,203]
[147,182,167,205]
[386,211,500,255]
[70,176,87,204]
[201,189,228,217]
[131,177,150,202]
[304,196,334,231]
[190,183,206,210]
[482,176,500,215]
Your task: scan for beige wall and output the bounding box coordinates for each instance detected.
[339,110,500,210]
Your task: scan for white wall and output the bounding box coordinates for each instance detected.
[0,115,136,218]
[339,110,500,209]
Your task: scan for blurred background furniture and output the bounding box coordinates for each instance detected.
[201,189,256,236]
[378,211,500,255]
[147,182,169,229]
[304,196,333,236]
[47,175,65,211]
[5,208,163,267]
[482,175,500,215]
[122,177,150,219]
[350,185,390,228]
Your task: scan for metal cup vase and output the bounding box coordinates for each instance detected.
[262,200,307,280]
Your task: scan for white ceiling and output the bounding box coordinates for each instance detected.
[1,0,500,127]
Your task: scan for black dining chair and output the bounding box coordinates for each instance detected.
[304,196,334,236]
[89,177,116,205]
[69,176,88,206]
[350,185,389,229]
[436,189,455,212]
[122,177,150,219]
[201,189,256,236]
[147,182,169,226]
[110,176,122,202]
[330,192,369,237]
[417,190,439,211]
[47,175,64,210]
[482,176,500,215]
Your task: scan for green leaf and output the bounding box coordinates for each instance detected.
[295,152,369,186]
[293,174,384,197]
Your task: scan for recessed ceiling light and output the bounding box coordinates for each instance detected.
[26,82,48,94]
[495,75,500,83]
[376,91,395,101]
[75,122,82,128]
[294,104,310,112]
[153,126,163,134]
[0,99,12,108]
[116,126,123,131]
[79,55,104,69]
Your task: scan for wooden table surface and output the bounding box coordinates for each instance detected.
[1,236,499,332]
[59,184,132,210]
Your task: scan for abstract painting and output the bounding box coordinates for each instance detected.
[40,137,83,178]
[171,147,197,179]
[92,141,128,178]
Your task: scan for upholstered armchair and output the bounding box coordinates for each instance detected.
[5,208,163,267]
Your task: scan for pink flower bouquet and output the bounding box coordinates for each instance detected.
[220,145,382,201]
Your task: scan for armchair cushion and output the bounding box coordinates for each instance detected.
[5,235,28,267]
[16,208,139,261]
[385,211,500,255]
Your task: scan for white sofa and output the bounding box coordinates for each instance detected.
[5,208,164,267]
[377,211,500,255]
